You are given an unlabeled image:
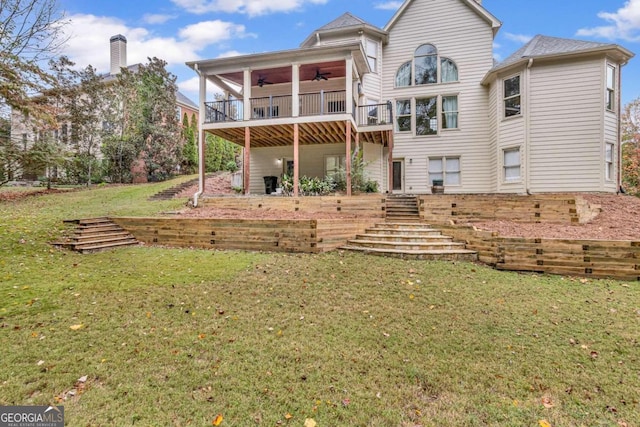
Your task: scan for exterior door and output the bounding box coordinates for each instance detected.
[392,160,404,193]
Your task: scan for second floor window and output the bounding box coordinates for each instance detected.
[504,75,521,118]
[606,65,615,111]
[395,43,458,88]
[366,39,379,73]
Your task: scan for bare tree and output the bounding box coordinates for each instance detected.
[622,97,640,195]
[0,0,67,119]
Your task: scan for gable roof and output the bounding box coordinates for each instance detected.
[317,12,369,31]
[385,0,501,35]
[300,12,387,47]
[176,91,198,110]
[482,34,635,84]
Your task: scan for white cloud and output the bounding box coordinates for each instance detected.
[179,20,252,48]
[576,0,640,41]
[60,14,251,74]
[374,1,403,11]
[142,14,176,25]
[504,32,533,44]
[170,0,328,17]
[217,50,246,58]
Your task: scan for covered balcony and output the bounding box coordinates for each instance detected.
[187,42,394,197]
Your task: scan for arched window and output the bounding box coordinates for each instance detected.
[414,44,438,85]
[395,44,459,88]
[395,61,412,87]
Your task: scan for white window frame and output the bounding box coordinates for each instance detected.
[605,143,614,181]
[503,74,522,119]
[325,154,346,179]
[441,95,459,130]
[366,39,379,73]
[606,64,616,112]
[429,156,461,186]
[396,99,412,132]
[503,147,521,182]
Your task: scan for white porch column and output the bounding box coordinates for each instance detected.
[243,68,252,121]
[198,72,207,196]
[345,57,354,117]
[292,63,300,117]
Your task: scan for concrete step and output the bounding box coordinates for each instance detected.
[356,233,450,243]
[364,227,443,236]
[345,239,466,251]
[376,222,433,230]
[340,245,478,261]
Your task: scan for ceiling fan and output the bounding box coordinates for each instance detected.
[312,69,331,81]
[257,76,273,87]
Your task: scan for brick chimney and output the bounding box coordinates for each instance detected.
[110,34,127,75]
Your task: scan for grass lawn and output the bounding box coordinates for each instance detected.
[1,180,638,426]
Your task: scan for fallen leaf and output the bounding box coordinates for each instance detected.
[198,334,206,340]
[69,324,83,331]
[539,421,552,427]
[541,396,554,408]
[212,414,223,426]
[284,413,293,420]
[304,419,317,427]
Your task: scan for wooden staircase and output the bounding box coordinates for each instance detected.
[53,218,139,253]
[341,222,477,261]
[148,177,199,201]
[385,195,420,221]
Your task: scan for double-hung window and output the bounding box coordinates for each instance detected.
[396,100,411,132]
[504,75,521,118]
[366,39,379,73]
[503,148,521,181]
[429,156,460,186]
[325,155,346,179]
[605,143,614,181]
[442,96,458,129]
[606,65,616,111]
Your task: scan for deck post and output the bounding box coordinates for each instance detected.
[244,127,251,195]
[346,120,352,196]
[293,123,300,197]
[388,130,394,193]
[243,68,251,121]
[292,63,300,117]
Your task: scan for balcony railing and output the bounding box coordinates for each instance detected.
[205,99,244,122]
[356,102,393,127]
[250,95,292,120]
[204,92,392,128]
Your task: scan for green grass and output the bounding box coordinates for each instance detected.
[1,181,639,426]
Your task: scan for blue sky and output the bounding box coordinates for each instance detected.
[57,0,640,104]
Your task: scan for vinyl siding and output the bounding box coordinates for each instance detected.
[528,58,605,192]
[487,81,498,192]
[363,142,383,189]
[249,144,348,193]
[382,0,495,193]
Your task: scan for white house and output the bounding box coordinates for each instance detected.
[187,0,634,199]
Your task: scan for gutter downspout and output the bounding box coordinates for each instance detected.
[617,61,626,193]
[193,63,206,207]
[525,58,533,194]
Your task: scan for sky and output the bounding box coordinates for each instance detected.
[56,0,640,105]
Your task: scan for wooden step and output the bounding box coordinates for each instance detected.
[76,240,139,254]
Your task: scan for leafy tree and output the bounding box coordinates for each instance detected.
[622,97,640,195]
[135,58,183,181]
[102,58,182,183]
[24,132,68,189]
[204,133,240,173]
[49,56,105,185]
[181,112,197,174]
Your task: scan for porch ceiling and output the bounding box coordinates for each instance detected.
[218,61,347,87]
[205,121,390,148]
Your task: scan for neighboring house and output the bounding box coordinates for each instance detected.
[9,35,198,182]
[187,0,634,197]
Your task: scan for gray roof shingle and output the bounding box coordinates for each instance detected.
[316,12,380,32]
[496,35,615,69]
